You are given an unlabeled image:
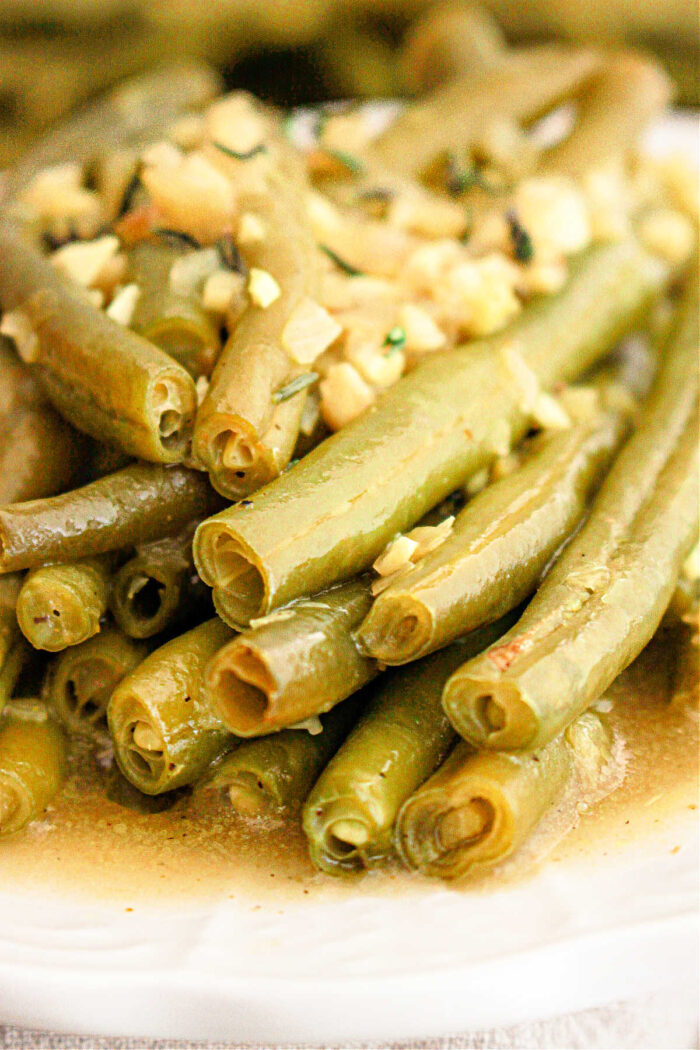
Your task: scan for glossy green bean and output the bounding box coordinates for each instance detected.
[358,405,629,664]
[202,699,362,819]
[444,270,699,750]
[205,578,376,736]
[396,712,612,879]
[194,240,666,627]
[17,556,112,652]
[43,627,146,741]
[302,618,512,875]
[0,461,224,573]
[0,700,67,836]
[108,618,234,794]
[0,219,197,462]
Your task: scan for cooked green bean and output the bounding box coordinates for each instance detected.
[358,405,629,664]
[0,700,67,836]
[202,699,362,819]
[17,556,112,652]
[129,242,221,379]
[109,525,207,640]
[396,712,612,880]
[0,573,22,676]
[0,219,198,463]
[192,134,322,499]
[302,618,511,875]
[0,461,224,574]
[108,618,234,794]
[194,240,666,626]
[543,51,672,178]
[444,270,699,751]
[43,627,146,740]
[205,578,376,736]
[369,46,600,179]
[0,337,83,504]
[0,639,30,711]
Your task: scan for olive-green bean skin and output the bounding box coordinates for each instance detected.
[0,639,30,712]
[43,627,147,740]
[17,556,112,652]
[0,573,22,668]
[0,461,224,573]
[0,700,67,836]
[202,699,361,818]
[0,338,83,504]
[302,618,514,875]
[0,219,197,463]
[205,578,377,736]
[195,241,666,626]
[129,242,221,378]
[444,272,699,751]
[109,525,206,639]
[543,52,672,178]
[358,408,629,664]
[108,618,234,794]
[369,46,600,179]
[396,712,611,880]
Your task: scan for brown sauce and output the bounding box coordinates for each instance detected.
[0,626,696,907]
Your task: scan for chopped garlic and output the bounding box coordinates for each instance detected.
[403,239,462,293]
[205,93,267,157]
[320,111,373,156]
[168,112,205,150]
[405,517,455,559]
[344,331,405,388]
[320,362,375,430]
[501,344,540,413]
[248,268,281,308]
[370,564,415,596]
[513,176,591,259]
[299,391,321,436]
[51,235,121,289]
[195,375,210,406]
[142,149,237,244]
[0,309,39,363]
[237,211,267,244]
[446,254,521,337]
[516,258,568,296]
[466,468,489,496]
[106,282,140,326]
[288,716,324,735]
[398,303,446,353]
[169,248,220,297]
[582,164,631,242]
[373,535,419,577]
[86,289,106,309]
[487,418,512,457]
[558,384,601,423]
[638,208,695,267]
[282,298,342,365]
[141,140,183,169]
[532,392,571,430]
[203,269,246,313]
[387,190,467,239]
[20,163,104,239]
[490,450,522,481]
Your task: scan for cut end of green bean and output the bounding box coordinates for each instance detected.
[147,372,197,461]
[205,641,274,736]
[304,799,374,874]
[442,674,538,750]
[116,698,170,793]
[194,521,268,625]
[357,594,434,664]
[51,656,118,736]
[17,576,100,652]
[194,413,278,499]
[111,563,180,640]
[396,787,498,878]
[226,775,276,820]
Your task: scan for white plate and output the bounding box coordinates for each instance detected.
[0,114,697,1045]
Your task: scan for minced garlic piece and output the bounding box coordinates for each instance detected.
[501,344,540,412]
[557,384,601,423]
[513,176,591,259]
[282,298,342,365]
[141,150,237,244]
[307,191,345,239]
[169,248,220,297]
[582,164,631,243]
[195,375,210,406]
[490,450,522,481]
[465,469,489,496]
[203,269,246,313]
[405,517,455,559]
[320,112,373,156]
[288,716,324,735]
[141,140,184,169]
[168,112,205,150]
[532,392,571,430]
[516,258,568,296]
[398,303,446,353]
[447,255,521,337]
[487,418,512,457]
[403,239,463,293]
[20,163,104,239]
[344,331,405,388]
[638,208,695,267]
[0,309,39,363]
[106,282,140,326]
[237,211,267,245]
[205,93,267,157]
[320,362,375,430]
[51,234,121,289]
[299,391,321,436]
[387,190,467,239]
[320,273,396,311]
[248,268,281,308]
[373,535,420,577]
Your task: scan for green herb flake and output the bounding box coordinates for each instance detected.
[383,325,407,353]
[507,209,534,264]
[272,373,319,404]
[324,149,365,175]
[212,141,268,161]
[319,245,363,277]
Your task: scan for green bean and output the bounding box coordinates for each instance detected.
[0,219,197,463]
[0,573,22,679]
[43,627,146,741]
[358,405,629,664]
[396,712,612,880]
[0,639,30,712]
[205,579,376,736]
[109,525,207,640]
[0,700,67,836]
[399,1,507,95]
[0,461,224,574]
[302,618,511,875]
[192,134,321,499]
[443,269,699,751]
[194,240,666,627]
[202,699,362,819]
[369,46,600,179]
[17,556,112,652]
[129,242,221,378]
[543,51,672,178]
[104,764,185,814]
[108,618,234,794]
[0,337,83,504]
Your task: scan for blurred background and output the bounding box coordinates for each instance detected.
[0,0,697,167]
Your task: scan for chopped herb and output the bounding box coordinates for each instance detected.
[383,325,406,352]
[272,372,319,404]
[507,209,534,263]
[116,168,142,219]
[212,141,268,161]
[319,245,363,277]
[154,228,201,250]
[324,149,365,175]
[216,233,248,276]
[239,499,253,508]
[445,154,494,197]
